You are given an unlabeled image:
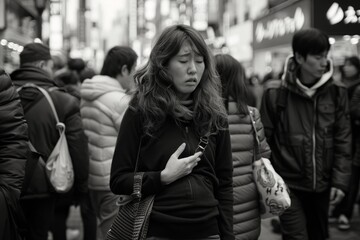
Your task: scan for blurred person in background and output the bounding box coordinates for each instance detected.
[11,42,89,240]
[0,69,28,240]
[215,54,271,240]
[330,55,360,231]
[260,28,351,240]
[51,58,97,240]
[80,46,138,239]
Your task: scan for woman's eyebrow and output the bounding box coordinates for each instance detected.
[177,52,191,57]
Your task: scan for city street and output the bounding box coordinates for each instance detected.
[64,204,360,240]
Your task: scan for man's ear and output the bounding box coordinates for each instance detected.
[294,52,304,65]
[121,65,129,76]
[38,60,46,68]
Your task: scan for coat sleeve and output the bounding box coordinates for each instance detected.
[332,86,352,192]
[110,108,163,197]
[350,84,360,120]
[0,72,28,192]
[214,122,234,240]
[254,108,271,159]
[259,88,278,150]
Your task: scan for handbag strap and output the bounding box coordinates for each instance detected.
[195,131,211,153]
[132,135,144,199]
[249,108,261,161]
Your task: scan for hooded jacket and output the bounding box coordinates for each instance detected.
[80,75,131,190]
[11,66,89,196]
[227,103,270,240]
[260,57,352,193]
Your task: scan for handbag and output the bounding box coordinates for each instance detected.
[249,109,291,219]
[17,84,74,193]
[106,137,155,240]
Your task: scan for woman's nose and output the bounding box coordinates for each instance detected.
[188,60,197,74]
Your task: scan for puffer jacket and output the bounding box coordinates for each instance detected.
[227,101,270,240]
[11,66,89,196]
[81,75,131,190]
[0,71,28,192]
[260,57,352,193]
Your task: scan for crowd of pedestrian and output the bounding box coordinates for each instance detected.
[0,24,359,240]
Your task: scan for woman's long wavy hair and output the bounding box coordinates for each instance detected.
[131,24,227,136]
[215,54,249,115]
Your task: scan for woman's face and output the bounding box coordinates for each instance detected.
[343,60,358,79]
[167,41,205,100]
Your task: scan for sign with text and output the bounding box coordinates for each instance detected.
[313,0,360,35]
[253,0,311,50]
[0,0,5,30]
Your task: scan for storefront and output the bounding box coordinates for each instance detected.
[0,0,37,73]
[252,0,360,80]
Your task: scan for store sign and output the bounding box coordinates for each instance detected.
[255,7,304,43]
[0,0,5,30]
[253,0,311,50]
[314,0,360,35]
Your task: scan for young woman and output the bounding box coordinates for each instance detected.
[110,25,234,240]
[215,54,271,240]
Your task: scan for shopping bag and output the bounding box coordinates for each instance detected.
[45,122,74,193]
[253,157,291,219]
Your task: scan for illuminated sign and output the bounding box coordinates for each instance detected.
[313,0,360,35]
[0,0,5,30]
[253,0,311,50]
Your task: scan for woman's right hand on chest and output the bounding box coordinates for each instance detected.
[160,143,202,185]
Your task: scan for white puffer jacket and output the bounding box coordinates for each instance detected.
[80,75,131,190]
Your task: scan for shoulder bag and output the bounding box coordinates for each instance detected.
[17,83,74,193]
[249,108,291,219]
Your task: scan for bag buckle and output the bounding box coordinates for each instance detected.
[196,137,208,153]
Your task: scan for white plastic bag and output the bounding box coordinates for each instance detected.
[253,157,291,219]
[46,123,74,193]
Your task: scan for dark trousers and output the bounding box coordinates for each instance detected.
[279,188,330,240]
[51,201,71,240]
[332,165,360,219]
[80,192,97,240]
[51,192,97,240]
[0,192,11,240]
[21,196,56,240]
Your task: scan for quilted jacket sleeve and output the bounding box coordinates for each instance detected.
[0,72,28,191]
[253,107,271,159]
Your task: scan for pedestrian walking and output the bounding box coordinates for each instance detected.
[0,70,28,240]
[260,28,352,240]
[11,42,89,240]
[215,54,271,239]
[330,55,360,230]
[80,46,138,238]
[110,24,234,240]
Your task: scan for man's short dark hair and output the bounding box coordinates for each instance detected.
[100,46,138,78]
[292,28,330,59]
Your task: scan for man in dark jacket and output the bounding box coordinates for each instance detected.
[10,42,89,240]
[260,28,352,240]
[0,70,28,240]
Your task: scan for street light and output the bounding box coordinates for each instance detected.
[34,0,47,40]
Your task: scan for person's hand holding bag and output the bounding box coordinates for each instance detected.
[161,143,202,185]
